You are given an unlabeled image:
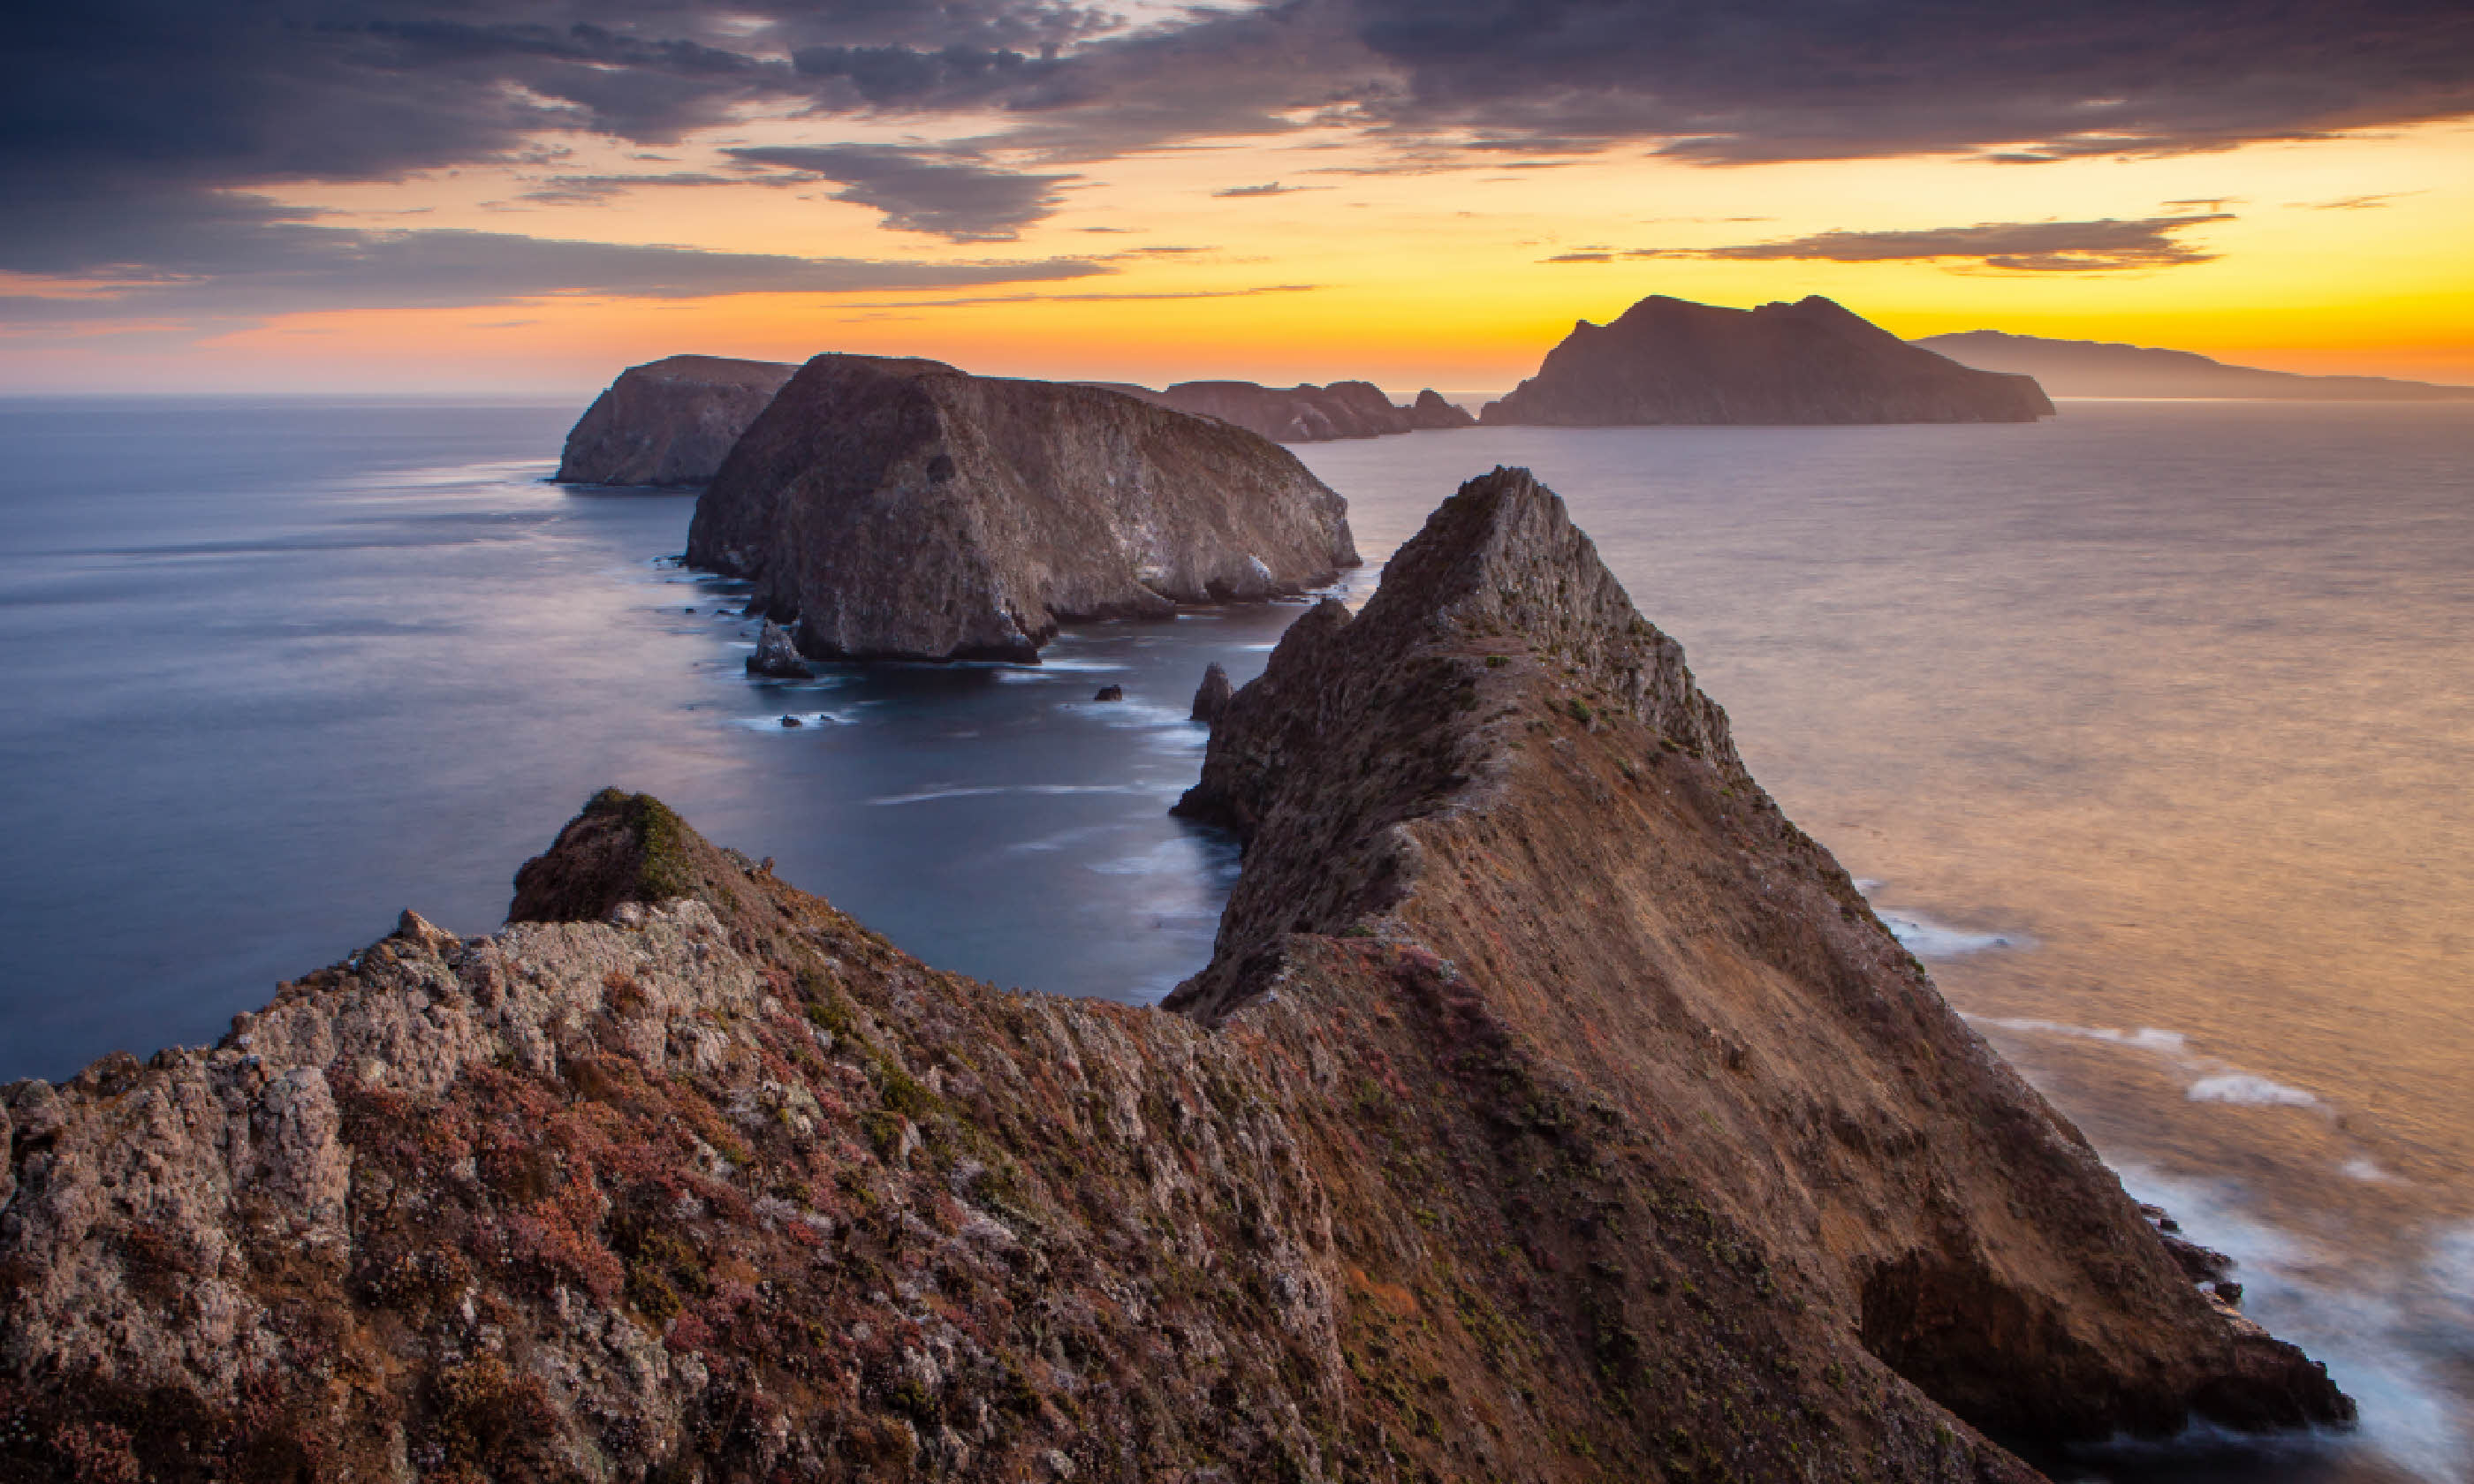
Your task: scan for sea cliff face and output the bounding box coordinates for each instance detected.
[555,356,797,486]
[1482,296,2053,426]
[0,472,2346,1482]
[1096,381,1476,442]
[685,355,1359,662]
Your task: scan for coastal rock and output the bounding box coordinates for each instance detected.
[0,477,2348,1481]
[1189,661,1233,725]
[1092,685,1123,702]
[556,355,797,486]
[687,355,1357,662]
[1097,379,1475,441]
[746,619,814,679]
[1481,294,2053,426]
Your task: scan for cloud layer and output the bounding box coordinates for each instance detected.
[4,0,2468,318]
[1605,215,2235,272]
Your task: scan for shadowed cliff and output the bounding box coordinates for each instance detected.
[0,472,2345,1481]
[687,354,1358,662]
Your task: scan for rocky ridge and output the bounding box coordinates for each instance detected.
[1916,329,2474,401]
[1089,381,1476,442]
[687,355,1358,662]
[556,356,797,486]
[0,471,2347,1482]
[1482,296,2053,425]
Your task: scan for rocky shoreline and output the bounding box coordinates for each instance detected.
[0,470,2345,1481]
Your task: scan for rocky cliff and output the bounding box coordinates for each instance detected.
[1482,296,2053,426]
[1094,380,1476,441]
[0,470,2347,1483]
[556,356,797,486]
[686,355,1359,662]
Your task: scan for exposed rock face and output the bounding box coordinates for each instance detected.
[1481,295,2054,425]
[687,355,1358,662]
[1189,662,1233,725]
[0,473,2347,1481]
[745,619,813,679]
[1097,380,1475,441]
[556,356,797,486]
[1916,329,2474,401]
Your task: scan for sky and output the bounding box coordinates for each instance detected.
[4,0,2470,396]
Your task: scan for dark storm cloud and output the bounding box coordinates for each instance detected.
[0,224,1106,326]
[728,147,1072,240]
[1340,0,2474,163]
[1615,215,2234,271]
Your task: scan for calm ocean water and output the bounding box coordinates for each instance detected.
[1,396,2466,1480]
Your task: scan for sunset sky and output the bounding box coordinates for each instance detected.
[5,0,2470,395]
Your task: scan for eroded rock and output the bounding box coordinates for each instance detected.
[557,355,797,486]
[687,356,1358,661]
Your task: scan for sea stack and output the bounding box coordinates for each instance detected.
[555,354,797,486]
[1190,661,1233,724]
[687,355,1358,662]
[1094,380,1476,441]
[1482,294,2053,425]
[0,471,2348,1480]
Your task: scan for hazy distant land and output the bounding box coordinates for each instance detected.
[1917,330,2474,401]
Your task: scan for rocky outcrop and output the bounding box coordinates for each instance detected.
[556,355,797,486]
[1916,329,2474,400]
[1189,662,1233,725]
[745,619,813,679]
[1097,380,1475,441]
[687,355,1358,662]
[0,473,2347,1482]
[1482,295,2053,425]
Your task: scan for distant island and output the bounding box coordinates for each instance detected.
[556,354,796,486]
[1483,294,2053,426]
[1085,380,1476,441]
[1915,330,2474,401]
[686,354,1356,662]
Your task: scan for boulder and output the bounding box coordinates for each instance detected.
[745,619,814,679]
[687,355,1358,662]
[1093,685,1124,702]
[1481,295,2054,426]
[555,355,797,485]
[1189,662,1233,725]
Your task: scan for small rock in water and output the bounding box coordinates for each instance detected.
[684,606,696,614]
[1190,662,1233,725]
[1094,685,1125,702]
[779,716,802,729]
[747,620,815,679]
[2213,1280,2243,1306]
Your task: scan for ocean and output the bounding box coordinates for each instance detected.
[0,396,2465,1480]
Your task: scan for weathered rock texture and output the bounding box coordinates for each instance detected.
[1088,381,1475,441]
[746,620,813,679]
[1916,329,2474,401]
[1482,296,2054,426]
[1189,662,1233,726]
[687,356,1359,662]
[556,356,797,486]
[0,472,2347,1483]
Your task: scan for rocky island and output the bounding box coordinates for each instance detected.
[1090,380,1476,442]
[556,355,797,486]
[1483,295,2053,425]
[0,468,2345,1481]
[687,355,1358,662]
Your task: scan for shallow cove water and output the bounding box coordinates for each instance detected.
[0,396,2467,1481]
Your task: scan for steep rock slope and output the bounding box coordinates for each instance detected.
[1094,380,1476,441]
[1482,296,2053,425]
[687,356,1358,662]
[556,356,797,486]
[0,474,2346,1482]
[1916,329,2474,400]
